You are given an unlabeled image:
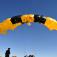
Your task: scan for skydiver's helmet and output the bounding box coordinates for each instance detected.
[10,15,22,24]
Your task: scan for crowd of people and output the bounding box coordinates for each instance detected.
[5,48,35,57]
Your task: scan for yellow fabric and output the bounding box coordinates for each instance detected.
[44,17,57,30]
[0,18,22,34]
[0,14,34,34]
[21,14,34,23]
[1,14,57,34]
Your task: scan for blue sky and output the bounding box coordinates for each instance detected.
[0,0,57,57]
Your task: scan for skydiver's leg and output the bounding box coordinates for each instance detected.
[34,15,46,24]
